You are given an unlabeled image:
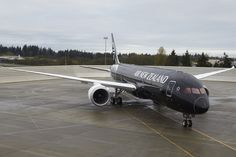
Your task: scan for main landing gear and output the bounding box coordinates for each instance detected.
[182,114,193,128]
[111,97,122,105]
[111,88,123,106]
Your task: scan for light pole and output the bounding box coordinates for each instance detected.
[64,51,67,66]
[103,37,108,65]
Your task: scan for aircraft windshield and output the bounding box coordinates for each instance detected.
[183,87,206,94]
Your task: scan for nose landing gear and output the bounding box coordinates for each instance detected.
[182,114,193,127]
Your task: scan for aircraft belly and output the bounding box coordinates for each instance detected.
[132,85,162,100]
[166,95,195,114]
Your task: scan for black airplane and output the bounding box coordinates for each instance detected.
[9,33,235,127]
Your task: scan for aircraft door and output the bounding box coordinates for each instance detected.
[166,81,176,97]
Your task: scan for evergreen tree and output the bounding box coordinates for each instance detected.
[222,52,232,67]
[197,52,212,67]
[214,52,233,67]
[181,50,191,66]
[165,50,179,66]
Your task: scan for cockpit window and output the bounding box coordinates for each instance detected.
[183,88,191,94]
[199,88,206,94]
[183,87,206,95]
[192,88,200,94]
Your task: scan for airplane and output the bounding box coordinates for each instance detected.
[9,33,235,127]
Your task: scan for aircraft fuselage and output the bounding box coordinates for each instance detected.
[111,64,209,115]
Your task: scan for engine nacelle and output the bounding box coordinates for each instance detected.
[88,84,110,107]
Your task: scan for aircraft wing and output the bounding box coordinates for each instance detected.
[80,65,110,72]
[194,66,235,79]
[9,68,136,91]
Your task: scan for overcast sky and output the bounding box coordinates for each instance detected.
[0,0,235,57]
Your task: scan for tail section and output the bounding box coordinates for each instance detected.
[111,33,120,64]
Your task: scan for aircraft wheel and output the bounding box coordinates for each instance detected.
[111,97,116,105]
[182,120,188,127]
[111,97,122,106]
[187,120,192,127]
[117,97,122,105]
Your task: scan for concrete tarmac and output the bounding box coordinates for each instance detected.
[0,65,236,157]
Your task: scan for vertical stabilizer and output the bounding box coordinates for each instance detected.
[111,33,120,64]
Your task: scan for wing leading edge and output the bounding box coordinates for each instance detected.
[79,65,110,72]
[194,66,235,80]
[9,68,136,91]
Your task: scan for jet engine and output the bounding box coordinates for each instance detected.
[88,84,110,106]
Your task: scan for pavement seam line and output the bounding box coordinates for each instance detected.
[123,109,195,157]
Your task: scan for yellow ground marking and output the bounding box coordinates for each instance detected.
[149,107,236,152]
[124,93,236,152]
[192,128,236,152]
[124,110,195,157]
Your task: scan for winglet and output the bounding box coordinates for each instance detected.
[111,33,120,64]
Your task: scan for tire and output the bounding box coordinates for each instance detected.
[182,120,187,127]
[187,120,192,127]
[111,97,116,105]
[117,97,122,105]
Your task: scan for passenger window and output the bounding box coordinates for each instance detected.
[192,88,200,94]
[183,88,191,94]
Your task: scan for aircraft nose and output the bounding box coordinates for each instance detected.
[194,97,209,114]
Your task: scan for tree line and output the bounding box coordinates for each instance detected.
[0,44,233,67]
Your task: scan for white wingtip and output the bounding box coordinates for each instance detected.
[194,66,235,80]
